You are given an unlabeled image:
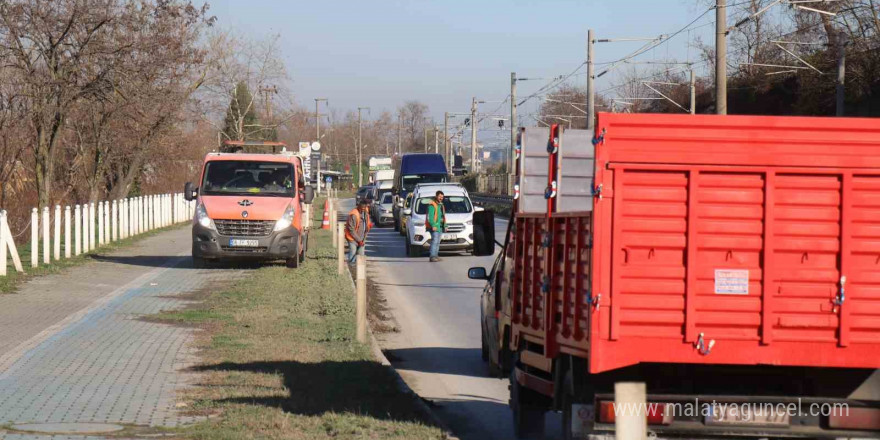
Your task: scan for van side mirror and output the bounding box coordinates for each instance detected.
[468,267,489,280]
[472,210,496,256]
[303,185,315,204]
[184,182,197,201]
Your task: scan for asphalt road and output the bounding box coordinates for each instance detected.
[345,199,563,440]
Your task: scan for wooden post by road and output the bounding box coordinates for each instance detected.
[331,199,337,248]
[337,223,345,275]
[356,254,367,343]
[615,382,647,440]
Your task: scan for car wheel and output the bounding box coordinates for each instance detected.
[510,367,547,438]
[192,256,207,269]
[286,242,300,269]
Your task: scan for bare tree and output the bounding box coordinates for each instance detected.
[397,101,429,152]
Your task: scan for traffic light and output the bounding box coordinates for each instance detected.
[464,118,470,126]
[498,120,505,128]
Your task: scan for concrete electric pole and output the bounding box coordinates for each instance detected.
[357,107,370,186]
[314,98,328,141]
[470,97,478,173]
[837,33,848,116]
[510,73,517,183]
[690,69,696,115]
[587,29,595,131]
[716,0,728,115]
[444,112,450,173]
[433,126,439,154]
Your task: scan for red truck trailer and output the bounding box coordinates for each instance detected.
[470,113,880,439]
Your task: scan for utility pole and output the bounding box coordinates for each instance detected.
[510,72,517,183]
[690,69,696,115]
[397,113,402,156]
[444,112,450,173]
[587,29,595,131]
[716,0,728,114]
[433,126,439,154]
[471,97,478,173]
[423,127,428,153]
[314,98,328,141]
[358,107,370,186]
[259,85,278,120]
[836,33,847,116]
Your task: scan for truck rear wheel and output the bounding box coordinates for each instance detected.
[510,368,546,438]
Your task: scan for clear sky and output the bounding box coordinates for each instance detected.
[208,0,713,123]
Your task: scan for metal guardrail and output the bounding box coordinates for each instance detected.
[471,193,514,206]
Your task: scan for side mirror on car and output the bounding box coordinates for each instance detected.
[303,185,315,204]
[468,267,489,280]
[184,182,198,201]
[472,210,496,256]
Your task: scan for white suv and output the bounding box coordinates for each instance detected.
[404,183,480,257]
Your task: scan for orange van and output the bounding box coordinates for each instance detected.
[183,141,315,268]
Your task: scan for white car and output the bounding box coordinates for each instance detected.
[404,184,480,257]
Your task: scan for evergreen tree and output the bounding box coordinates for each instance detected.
[222,82,259,141]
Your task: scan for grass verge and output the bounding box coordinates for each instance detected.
[1,224,186,294]
[155,197,445,439]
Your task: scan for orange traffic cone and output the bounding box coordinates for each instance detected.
[321,199,331,229]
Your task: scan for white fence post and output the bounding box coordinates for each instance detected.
[54,205,61,261]
[42,206,50,265]
[121,199,128,239]
[103,201,109,243]
[2,210,23,273]
[137,197,142,235]
[151,195,156,230]
[0,211,6,276]
[64,206,71,259]
[30,208,38,267]
[98,201,105,246]
[74,205,82,255]
[111,200,117,242]
[89,202,96,251]
[81,204,87,253]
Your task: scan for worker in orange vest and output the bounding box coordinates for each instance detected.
[345,199,372,262]
[426,190,446,262]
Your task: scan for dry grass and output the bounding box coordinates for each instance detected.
[154,197,446,440]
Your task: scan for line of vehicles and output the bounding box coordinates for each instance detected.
[356,153,481,257]
[468,114,880,439]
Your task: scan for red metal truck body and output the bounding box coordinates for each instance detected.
[499,113,880,437]
[511,113,880,374]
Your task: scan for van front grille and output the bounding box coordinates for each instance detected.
[216,219,275,237]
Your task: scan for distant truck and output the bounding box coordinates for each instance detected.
[470,115,880,439]
[184,141,315,269]
[391,153,448,231]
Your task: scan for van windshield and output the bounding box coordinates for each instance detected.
[402,174,447,192]
[201,161,295,197]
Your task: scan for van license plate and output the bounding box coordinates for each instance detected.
[705,404,790,426]
[229,239,259,247]
[442,233,456,240]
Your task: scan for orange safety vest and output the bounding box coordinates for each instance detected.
[345,208,372,241]
[425,200,445,229]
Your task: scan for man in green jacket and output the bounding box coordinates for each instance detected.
[426,190,446,262]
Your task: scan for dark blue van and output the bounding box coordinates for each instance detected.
[392,153,448,231]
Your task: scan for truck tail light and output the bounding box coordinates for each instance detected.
[829,407,880,430]
[597,401,673,426]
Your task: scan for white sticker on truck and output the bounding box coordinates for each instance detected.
[715,269,749,295]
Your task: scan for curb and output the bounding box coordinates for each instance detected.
[340,256,459,440]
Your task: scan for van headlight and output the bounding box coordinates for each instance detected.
[274,203,296,231]
[466,220,473,225]
[196,203,215,230]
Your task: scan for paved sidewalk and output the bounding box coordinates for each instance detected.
[0,227,246,439]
